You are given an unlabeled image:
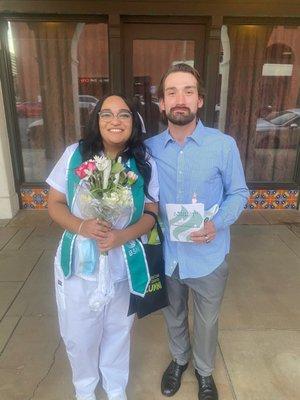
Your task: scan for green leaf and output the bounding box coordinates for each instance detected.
[111,162,124,174]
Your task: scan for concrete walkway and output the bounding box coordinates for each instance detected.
[0,210,300,400]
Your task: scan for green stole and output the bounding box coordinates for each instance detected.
[60,146,150,297]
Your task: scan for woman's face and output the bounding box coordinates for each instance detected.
[98,95,133,152]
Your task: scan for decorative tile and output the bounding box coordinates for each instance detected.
[20,187,299,210]
[20,188,49,210]
[245,190,299,210]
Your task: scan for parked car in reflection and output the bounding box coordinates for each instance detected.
[16,101,43,117]
[255,109,300,149]
[26,95,98,148]
[77,95,98,109]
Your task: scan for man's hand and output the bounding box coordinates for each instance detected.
[189,220,216,244]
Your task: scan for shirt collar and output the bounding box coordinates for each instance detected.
[163,120,205,148]
[163,130,175,147]
[188,120,206,146]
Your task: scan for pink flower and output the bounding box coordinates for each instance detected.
[86,160,96,172]
[75,165,87,179]
[75,160,97,179]
[127,171,138,185]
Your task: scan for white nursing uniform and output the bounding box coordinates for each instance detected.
[46,143,159,400]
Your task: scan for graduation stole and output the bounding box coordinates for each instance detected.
[60,146,150,297]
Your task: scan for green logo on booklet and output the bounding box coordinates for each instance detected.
[170,206,204,241]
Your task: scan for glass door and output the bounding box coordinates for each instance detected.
[215,24,300,184]
[123,22,206,137]
[4,19,109,183]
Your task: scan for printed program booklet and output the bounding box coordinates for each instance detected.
[166,203,205,242]
[166,203,219,242]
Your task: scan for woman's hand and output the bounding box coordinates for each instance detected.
[47,188,112,240]
[97,229,125,252]
[79,218,111,240]
[95,203,159,252]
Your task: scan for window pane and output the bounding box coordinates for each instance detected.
[132,39,195,137]
[9,21,109,183]
[217,25,300,183]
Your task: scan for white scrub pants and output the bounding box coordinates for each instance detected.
[54,262,134,400]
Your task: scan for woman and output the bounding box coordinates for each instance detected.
[46,94,159,400]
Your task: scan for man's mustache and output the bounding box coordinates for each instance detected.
[170,107,191,113]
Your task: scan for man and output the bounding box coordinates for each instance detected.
[146,63,249,400]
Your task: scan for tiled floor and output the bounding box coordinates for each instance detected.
[0,210,300,400]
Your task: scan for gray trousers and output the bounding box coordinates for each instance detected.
[163,260,229,376]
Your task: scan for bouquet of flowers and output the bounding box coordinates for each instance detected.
[75,155,138,311]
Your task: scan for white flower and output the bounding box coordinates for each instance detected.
[114,172,120,185]
[94,155,111,172]
[102,160,111,189]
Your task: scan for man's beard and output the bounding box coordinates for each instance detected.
[165,107,197,126]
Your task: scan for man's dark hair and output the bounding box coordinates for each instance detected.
[157,63,205,100]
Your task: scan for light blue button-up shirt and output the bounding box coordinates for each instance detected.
[146,121,249,278]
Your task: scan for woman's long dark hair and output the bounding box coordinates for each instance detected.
[79,93,154,201]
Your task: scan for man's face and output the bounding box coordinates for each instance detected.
[160,71,203,126]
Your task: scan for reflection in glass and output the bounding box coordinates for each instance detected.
[132,39,195,137]
[255,110,300,150]
[217,25,300,183]
[9,21,109,183]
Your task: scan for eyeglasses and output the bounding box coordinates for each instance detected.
[98,110,132,122]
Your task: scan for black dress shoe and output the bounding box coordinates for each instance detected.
[195,370,218,400]
[161,360,188,396]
